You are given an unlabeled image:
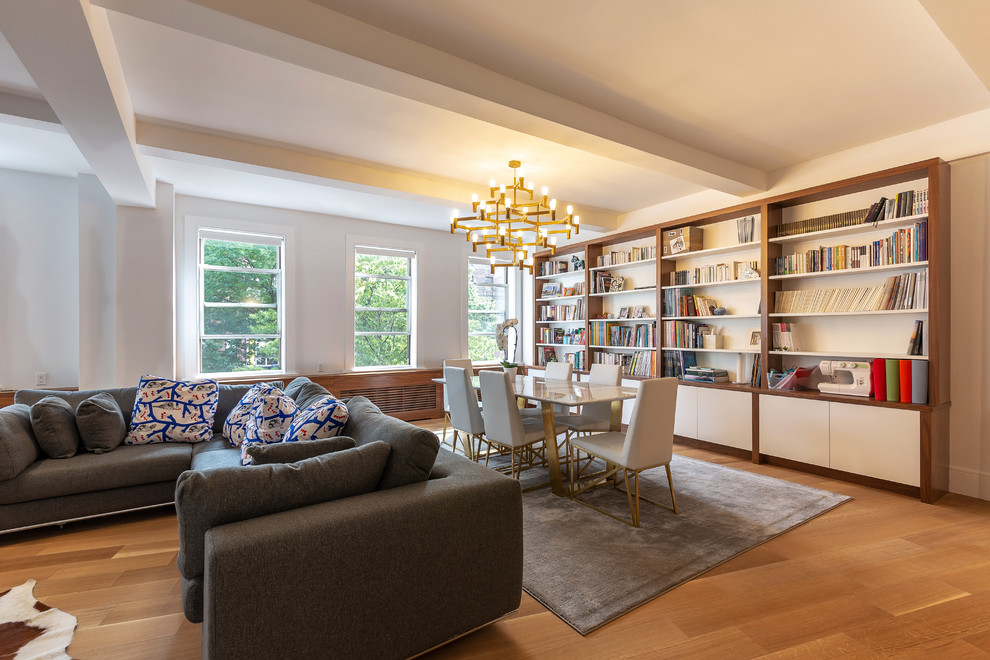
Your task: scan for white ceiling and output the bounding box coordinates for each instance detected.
[0,0,988,231]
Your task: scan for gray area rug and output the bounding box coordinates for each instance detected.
[511,453,851,635]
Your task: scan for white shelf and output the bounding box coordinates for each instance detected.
[590,258,656,272]
[589,287,657,297]
[662,347,760,354]
[535,269,586,280]
[536,319,585,324]
[590,317,657,323]
[768,214,927,245]
[769,309,927,318]
[770,350,929,361]
[664,314,760,320]
[536,295,584,302]
[769,261,929,280]
[589,345,656,351]
[662,278,760,290]
[536,343,586,348]
[661,241,760,261]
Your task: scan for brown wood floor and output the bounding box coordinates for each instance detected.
[2,418,989,659]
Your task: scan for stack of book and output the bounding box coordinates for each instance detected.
[683,367,730,383]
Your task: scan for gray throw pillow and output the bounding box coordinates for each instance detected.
[282,377,312,401]
[175,441,391,579]
[292,382,333,409]
[75,392,127,454]
[247,436,356,465]
[342,396,440,490]
[30,396,81,459]
[0,404,41,480]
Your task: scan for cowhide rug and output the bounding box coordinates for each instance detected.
[0,580,76,660]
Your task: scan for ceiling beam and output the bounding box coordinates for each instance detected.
[136,120,620,232]
[0,1,154,207]
[94,0,767,197]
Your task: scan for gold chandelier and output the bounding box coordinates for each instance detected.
[451,160,580,273]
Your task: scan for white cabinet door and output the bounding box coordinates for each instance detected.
[698,388,752,451]
[829,403,920,486]
[759,395,830,467]
[673,384,698,439]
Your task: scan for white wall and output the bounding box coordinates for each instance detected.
[78,173,117,389]
[173,195,468,376]
[115,181,175,385]
[947,154,990,500]
[0,167,79,390]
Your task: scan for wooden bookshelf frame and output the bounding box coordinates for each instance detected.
[533,158,950,502]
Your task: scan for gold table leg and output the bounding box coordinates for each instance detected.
[542,402,566,496]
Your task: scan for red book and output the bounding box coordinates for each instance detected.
[872,358,886,401]
[899,359,912,403]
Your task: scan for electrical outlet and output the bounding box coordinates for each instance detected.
[35,372,48,386]
[317,362,326,373]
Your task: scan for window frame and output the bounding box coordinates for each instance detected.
[352,244,417,370]
[466,255,511,364]
[197,227,286,378]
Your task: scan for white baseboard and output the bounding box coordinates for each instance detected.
[948,465,990,501]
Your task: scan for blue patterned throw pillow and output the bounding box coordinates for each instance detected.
[240,391,298,465]
[224,382,282,447]
[126,375,219,444]
[284,395,349,443]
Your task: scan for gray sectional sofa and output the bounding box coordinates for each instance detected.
[0,377,524,659]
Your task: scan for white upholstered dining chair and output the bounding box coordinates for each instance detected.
[569,377,679,527]
[480,370,547,479]
[444,365,486,460]
[441,358,473,450]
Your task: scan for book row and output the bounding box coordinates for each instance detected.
[662,289,723,317]
[538,259,583,277]
[872,358,927,404]
[662,321,716,349]
[595,245,656,267]
[773,271,928,313]
[771,221,928,275]
[563,349,586,371]
[770,188,928,239]
[668,260,760,286]
[538,327,586,345]
[592,350,655,377]
[589,321,655,347]
[538,300,585,321]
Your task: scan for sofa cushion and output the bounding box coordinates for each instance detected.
[30,396,80,459]
[343,396,440,490]
[239,391,298,465]
[0,404,41,481]
[0,443,193,505]
[126,375,219,445]
[223,383,282,447]
[191,447,242,471]
[75,392,127,454]
[214,381,285,434]
[15,388,138,425]
[175,441,391,578]
[283,395,348,442]
[246,436,356,465]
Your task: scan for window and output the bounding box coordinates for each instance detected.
[354,246,416,368]
[198,229,284,375]
[467,257,511,362]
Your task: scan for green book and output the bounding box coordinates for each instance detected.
[885,360,900,402]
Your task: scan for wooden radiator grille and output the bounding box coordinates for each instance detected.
[339,383,437,415]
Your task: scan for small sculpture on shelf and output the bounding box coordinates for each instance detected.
[713,306,727,316]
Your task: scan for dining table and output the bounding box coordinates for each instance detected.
[435,372,640,496]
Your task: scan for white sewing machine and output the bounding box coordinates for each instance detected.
[817,360,871,397]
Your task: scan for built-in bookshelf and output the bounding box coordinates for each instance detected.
[531,158,950,503]
[533,250,588,370]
